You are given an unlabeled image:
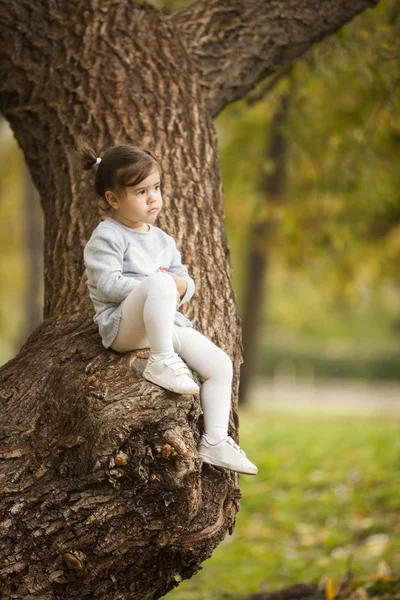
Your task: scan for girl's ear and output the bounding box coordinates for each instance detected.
[105,190,118,209]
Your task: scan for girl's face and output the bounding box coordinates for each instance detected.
[106,166,162,230]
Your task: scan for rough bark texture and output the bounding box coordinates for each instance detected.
[0,0,377,598]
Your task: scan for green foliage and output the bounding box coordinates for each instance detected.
[167,407,400,599]
[0,124,27,359]
[216,0,400,346]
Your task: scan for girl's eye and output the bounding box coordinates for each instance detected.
[136,185,160,195]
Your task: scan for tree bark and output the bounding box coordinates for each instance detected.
[16,166,43,353]
[0,0,378,598]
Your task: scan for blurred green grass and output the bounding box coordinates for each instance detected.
[167,406,400,600]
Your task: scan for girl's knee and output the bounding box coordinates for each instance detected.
[146,271,176,295]
[214,348,233,378]
[223,351,234,374]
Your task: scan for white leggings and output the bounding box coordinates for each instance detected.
[110,272,233,443]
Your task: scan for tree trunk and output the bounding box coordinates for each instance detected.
[0,0,378,598]
[16,166,43,353]
[239,82,292,406]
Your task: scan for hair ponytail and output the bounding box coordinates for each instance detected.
[74,135,100,171]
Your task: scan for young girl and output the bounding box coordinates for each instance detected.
[78,139,257,476]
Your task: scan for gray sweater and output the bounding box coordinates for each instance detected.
[83,216,195,348]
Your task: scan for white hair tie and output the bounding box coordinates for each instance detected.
[96,157,102,165]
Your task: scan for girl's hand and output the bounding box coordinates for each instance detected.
[157,267,185,307]
[160,269,187,300]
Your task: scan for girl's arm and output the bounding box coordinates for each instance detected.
[84,230,140,304]
[167,238,195,308]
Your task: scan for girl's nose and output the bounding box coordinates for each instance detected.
[148,190,158,203]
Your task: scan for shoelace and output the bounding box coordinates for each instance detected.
[226,436,247,457]
[164,354,191,377]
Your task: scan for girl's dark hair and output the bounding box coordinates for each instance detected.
[74,136,162,213]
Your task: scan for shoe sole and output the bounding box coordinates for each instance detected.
[198,452,258,475]
[143,371,199,395]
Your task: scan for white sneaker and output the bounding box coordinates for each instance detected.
[143,352,200,395]
[198,435,258,475]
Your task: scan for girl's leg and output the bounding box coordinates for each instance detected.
[172,325,258,475]
[110,271,177,355]
[171,325,233,444]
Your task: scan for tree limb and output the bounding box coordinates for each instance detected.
[167,0,379,118]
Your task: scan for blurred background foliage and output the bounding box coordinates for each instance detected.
[0,0,399,384]
[0,127,44,363]
[216,0,400,382]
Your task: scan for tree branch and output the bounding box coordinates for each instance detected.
[167,0,379,118]
[246,63,293,106]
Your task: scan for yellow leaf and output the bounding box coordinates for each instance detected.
[325,577,337,600]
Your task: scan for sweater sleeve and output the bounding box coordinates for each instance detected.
[167,237,195,308]
[84,228,141,304]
